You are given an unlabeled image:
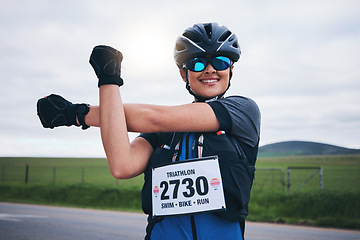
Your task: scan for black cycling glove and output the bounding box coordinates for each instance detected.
[89,45,124,87]
[37,94,90,130]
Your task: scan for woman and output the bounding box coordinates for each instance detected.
[37,22,261,240]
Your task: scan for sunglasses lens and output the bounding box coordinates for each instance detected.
[185,56,232,72]
[212,56,232,70]
[185,58,207,72]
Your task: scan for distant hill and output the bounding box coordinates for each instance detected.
[258,141,360,157]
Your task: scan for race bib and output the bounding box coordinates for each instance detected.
[152,156,226,217]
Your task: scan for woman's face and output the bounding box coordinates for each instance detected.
[180,63,233,101]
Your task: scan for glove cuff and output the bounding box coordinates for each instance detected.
[75,104,90,130]
[98,76,124,87]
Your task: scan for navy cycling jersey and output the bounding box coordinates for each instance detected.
[140,96,261,240]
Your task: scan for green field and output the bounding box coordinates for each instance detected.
[1,155,359,192]
[1,155,360,229]
[254,154,360,193]
[0,157,143,186]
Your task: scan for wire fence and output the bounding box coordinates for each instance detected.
[1,164,323,192]
[0,164,142,186]
[253,167,286,192]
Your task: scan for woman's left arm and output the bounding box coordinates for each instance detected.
[123,102,220,133]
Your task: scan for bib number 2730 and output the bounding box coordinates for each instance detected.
[160,176,209,200]
[152,156,226,217]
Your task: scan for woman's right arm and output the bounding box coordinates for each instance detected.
[84,105,100,127]
[98,85,154,180]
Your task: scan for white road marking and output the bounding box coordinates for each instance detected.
[0,213,48,222]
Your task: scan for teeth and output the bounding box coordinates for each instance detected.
[202,79,218,83]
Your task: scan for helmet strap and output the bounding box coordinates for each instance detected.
[184,68,232,103]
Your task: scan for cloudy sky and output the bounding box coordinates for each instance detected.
[1,0,359,158]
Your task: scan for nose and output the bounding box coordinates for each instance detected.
[204,63,216,73]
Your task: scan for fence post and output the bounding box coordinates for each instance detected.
[53,166,56,183]
[287,168,291,193]
[281,169,285,192]
[25,164,29,184]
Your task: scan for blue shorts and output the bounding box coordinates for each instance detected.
[150,213,243,240]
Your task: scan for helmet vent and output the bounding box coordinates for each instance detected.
[204,24,212,40]
[218,31,232,42]
[183,32,202,44]
[232,41,239,48]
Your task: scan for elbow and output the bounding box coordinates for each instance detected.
[109,167,122,179]
[109,166,134,180]
[107,157,138,180]
[110,171,127,180]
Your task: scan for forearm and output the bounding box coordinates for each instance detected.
[83,104,152,131]
[84,106,100,127]
[99,85,134,178]
[83,104,152,130]
[85,101,219,134]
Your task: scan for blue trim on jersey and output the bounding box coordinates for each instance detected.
[180,133,195,161]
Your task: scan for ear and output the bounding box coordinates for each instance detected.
[229,65,234,80]
[179,69,187,82]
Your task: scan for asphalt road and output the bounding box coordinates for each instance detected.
[0,202,359,240]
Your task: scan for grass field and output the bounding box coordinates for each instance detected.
[0,157,143,186]
[1,155,359,229]
[254,154,360,193]
[1,155,359,192]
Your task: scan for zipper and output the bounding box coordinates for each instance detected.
[190,215,197,240]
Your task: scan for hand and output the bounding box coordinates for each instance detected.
[89,45,124,87]
[37,94,90,129]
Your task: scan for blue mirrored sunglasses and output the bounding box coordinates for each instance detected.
[184,56,233,72]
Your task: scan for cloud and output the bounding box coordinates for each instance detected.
[1,0,359,157]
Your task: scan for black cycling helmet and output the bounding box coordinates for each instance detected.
[174,23,241,69]
[174,23,241,102]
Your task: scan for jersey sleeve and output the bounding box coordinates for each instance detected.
[208,96,261,147]
[138,132,161,150]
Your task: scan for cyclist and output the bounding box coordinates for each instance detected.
[37,22,261,240]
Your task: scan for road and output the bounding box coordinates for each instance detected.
[0,202,359,240]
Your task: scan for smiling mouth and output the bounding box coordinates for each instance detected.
[200,79,219,83]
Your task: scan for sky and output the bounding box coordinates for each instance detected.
[0,0,359,158]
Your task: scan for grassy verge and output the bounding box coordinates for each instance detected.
[1,183,359,229]
[248,189,360,229]
[0,183,142,212]
[1,156,359,229]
